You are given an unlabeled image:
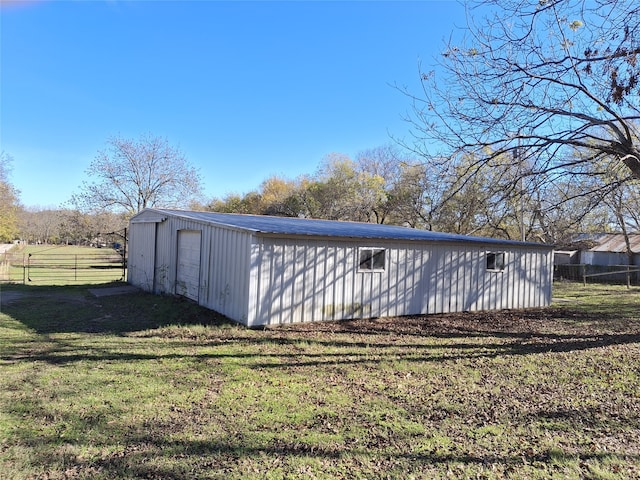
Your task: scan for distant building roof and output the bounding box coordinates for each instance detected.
[586,233,640,254]
[142,209,551,248]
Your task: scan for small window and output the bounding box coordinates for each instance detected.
[486,252,506,271]
[359,248,386,271]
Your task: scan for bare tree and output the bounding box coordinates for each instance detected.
[72,134,203,215]
[403,0,640,216]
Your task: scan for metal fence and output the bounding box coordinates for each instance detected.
[1,252,126,284]
[554,264,640,287]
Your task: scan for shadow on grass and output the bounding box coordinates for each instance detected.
[12,423,640,479]
[1,283,640,368]
[0,283,233,335]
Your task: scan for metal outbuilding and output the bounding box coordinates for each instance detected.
[128,209,554,327]
[580,233,640,267]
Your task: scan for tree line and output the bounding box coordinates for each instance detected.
[2,138,637,248]
[198,144,637,246]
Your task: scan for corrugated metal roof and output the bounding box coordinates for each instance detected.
[143,209,551,248]
[588,233,640,253]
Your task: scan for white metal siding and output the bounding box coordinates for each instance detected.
[176,230,201,301]
[127,222,156,292]
[139,215,252,322]
[205,225,252,323]
[247,238,553,327]
[129,209,554,327]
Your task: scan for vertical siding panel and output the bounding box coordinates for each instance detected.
[517,250,525,308]
[445,249,452,313]
[324,246,333,320]
[409,248,421,314]
[450,249,459,313]
[281,244,293,323]
[531,252,540,307]
[526,252,533,308]
[346,244,357,319]
[398,248,407,315]
[466,247,474,311]
[128,222,156,292]
[404,247,412,314]
[522,251,530,308]
[503,249,512,309]
[454,248,464,312]
[526,252,534,308]
[534,251,543,307]
[437,246,447,314]
[315,245,325,321]
[345,246,353,319]
[442,247,451,314]
[276,244,286,324]
[315,245,327,320]
[510,249,519,309]
[347,244,356,317]
[437,247,446,314]
[336,246,346,319]
[440,248,449,314]
[472,249,482,312]
[262,242,275,324]
[541,251,548,307]
[304,243,314,322]
[330,246,339,319]
[454,249,462,312]
[390,248,399,317]
[520,251,528,308]
[421,247,432,314]
[459,248,467,311]
[496,251,505,310]
[430,246,439,314]
[405,248,413,314]
[247,242,260,326]
[448,249,456,313]
[384,248,392,318]
[294,243,306,323]
[422,246,430,313]
[354,247,363,319]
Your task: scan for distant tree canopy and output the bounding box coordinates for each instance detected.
[72,134,203,216]
[0,152,20,242]
[18,208,127,246]
[201,144,617,244]
[204,146,433,227]
[403,0,640,225]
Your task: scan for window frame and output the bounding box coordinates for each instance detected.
[358,247,386,272]
[486,251,506,272]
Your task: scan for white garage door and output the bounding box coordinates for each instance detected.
[176,230,201,301]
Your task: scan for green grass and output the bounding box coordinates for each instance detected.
[0,281,639,479]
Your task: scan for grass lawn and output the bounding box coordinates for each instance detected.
[2,245,124,285]
[0,281,639,479]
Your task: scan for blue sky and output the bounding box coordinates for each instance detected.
[1,0,466,208]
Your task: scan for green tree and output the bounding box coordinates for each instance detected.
[0,152,20,242]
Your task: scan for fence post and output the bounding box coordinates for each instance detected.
[582,264,586,286]
[627,265,631,290]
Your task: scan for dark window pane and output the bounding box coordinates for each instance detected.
[359,250,372,269]
[487,252,505,271]
[372,249,385,270]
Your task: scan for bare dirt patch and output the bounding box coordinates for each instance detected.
[276,307,637,336]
